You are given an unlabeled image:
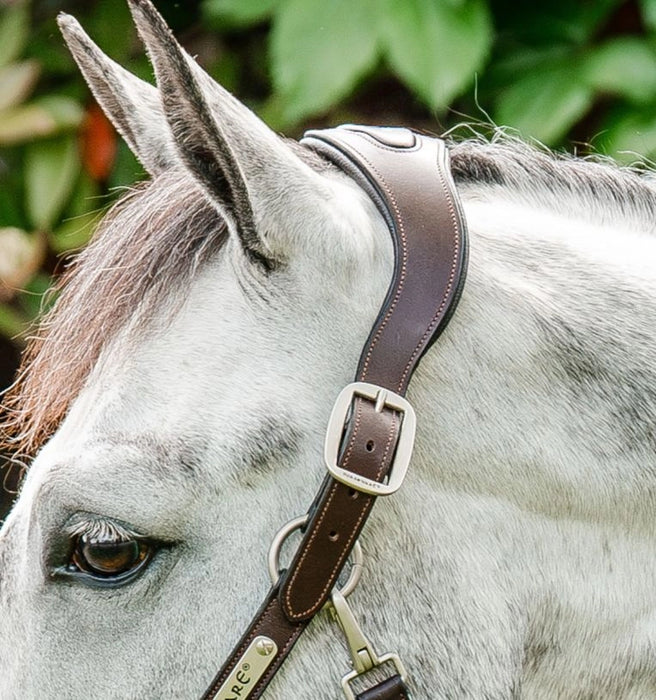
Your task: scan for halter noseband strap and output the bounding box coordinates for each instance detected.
[200,125,468,700]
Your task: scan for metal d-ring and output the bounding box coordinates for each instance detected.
[267,515,363,600]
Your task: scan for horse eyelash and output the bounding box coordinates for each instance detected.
[66,517,140,543]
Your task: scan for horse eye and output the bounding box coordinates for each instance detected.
[71,534,149,577]
[60,532,154,586]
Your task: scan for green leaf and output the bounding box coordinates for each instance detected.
[0,304,28,339]
[26,18,82,78]
[583,38,656,104]
[0,96,83,144]
[493,0,622,45]
[0,178,24,230]
[0,60,40,112]
[380,0,492,111]
[494,60,593,143]
[66,171,101,220]
[640,0,656,31]
[203,0,279,28]
[49,211,100,254]
[271,0,380,125]
[207,50,241,95]
[86,1,135,62]
[25,135,81,231]
[0,3,29,68]
[599,110,656,164]
[108,140,145,189]
[490,45,572,85]
[18,273,56,321]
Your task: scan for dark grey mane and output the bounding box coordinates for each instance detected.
[3,135,656,458]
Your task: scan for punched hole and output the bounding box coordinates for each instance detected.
[366,440,375,452]
[348,488,359,500]
[328,531,340,542]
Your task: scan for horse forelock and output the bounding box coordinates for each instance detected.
[1,168,226,462]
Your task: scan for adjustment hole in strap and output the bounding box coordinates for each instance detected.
[365,440,375,452]
[348,488,360,500]
[268,516,363,599]
[329,530,340,542]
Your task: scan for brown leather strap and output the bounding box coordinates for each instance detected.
[200,585,304,700]
[281,400,399,620]
[280,127,467,621]
[200,126,468,700]
[307,126,467,393]
[356,675,411,700]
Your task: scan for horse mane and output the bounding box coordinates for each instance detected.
[3,134,656,462]
[449,135,656,233]
[1,168,225,461]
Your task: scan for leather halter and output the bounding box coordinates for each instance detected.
[200,125,468,700]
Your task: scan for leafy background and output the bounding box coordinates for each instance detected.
[1,0,655,515]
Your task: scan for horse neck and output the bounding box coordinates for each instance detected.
[411,190,656,531]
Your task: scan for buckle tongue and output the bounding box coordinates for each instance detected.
[324,382,416,496]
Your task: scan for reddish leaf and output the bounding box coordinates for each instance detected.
[80,102,117,182]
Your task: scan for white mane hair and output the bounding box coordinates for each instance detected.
[1,1,656,698]
[450,135,656,231]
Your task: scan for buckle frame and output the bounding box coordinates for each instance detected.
[324,382,416,496]
[341,653,408,700]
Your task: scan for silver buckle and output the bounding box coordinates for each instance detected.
[324,382,416,496]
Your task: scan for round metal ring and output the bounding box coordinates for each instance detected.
[267,515,363,599]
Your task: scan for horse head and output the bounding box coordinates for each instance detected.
[3,1,656,698]
[0,2,399,696]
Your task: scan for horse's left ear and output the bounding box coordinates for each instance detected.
[127,0,329,269]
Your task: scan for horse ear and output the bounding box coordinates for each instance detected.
[57,14,177,175]
[126,0,329,268]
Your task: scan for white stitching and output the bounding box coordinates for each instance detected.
[205,598,279,697]
[397,153,461,392]
[282,400,364,618]
[283,136,460,619]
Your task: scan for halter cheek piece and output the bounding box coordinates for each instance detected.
[200,125,468,700]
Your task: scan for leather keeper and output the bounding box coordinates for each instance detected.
[356,675,411,700]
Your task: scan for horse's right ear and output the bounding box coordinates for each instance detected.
[57,14,176,175]
[126,0,335,270]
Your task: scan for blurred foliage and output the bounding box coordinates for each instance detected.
[1,0,656,356]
